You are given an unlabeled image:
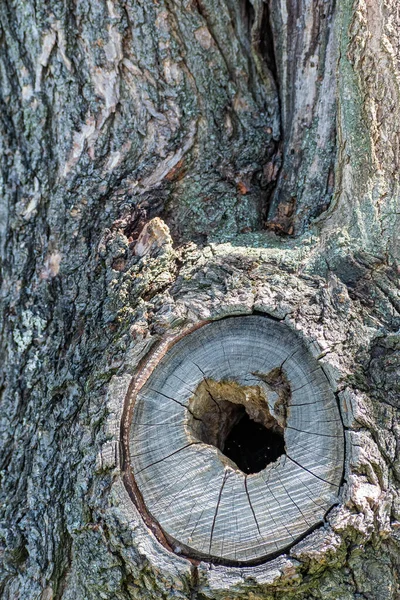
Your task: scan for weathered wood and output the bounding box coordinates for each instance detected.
[126,316,343,564]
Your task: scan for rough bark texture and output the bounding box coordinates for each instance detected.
[0,0,400,599]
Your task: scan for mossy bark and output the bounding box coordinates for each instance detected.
[0,0,400,598]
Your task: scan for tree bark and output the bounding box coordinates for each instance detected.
[0,0,400,599]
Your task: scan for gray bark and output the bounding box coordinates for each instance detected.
[0,0,400,599]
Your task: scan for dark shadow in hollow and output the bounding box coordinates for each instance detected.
[187,378,286,474]
[222,411,285,474]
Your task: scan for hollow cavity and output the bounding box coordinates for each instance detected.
[187,378,286,474]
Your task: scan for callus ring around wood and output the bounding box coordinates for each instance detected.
[126,316,344,565]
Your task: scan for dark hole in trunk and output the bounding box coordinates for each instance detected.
[222,411,285,474]
[188,380,286,475]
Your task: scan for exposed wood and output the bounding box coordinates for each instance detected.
[126,316,343,564]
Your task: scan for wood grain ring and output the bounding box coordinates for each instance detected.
[125,315,344,565]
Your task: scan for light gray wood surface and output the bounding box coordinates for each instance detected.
[128,316,344,564]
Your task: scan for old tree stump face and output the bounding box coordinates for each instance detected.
[124,316,344,565]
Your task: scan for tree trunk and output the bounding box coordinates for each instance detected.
[1,0,400,598]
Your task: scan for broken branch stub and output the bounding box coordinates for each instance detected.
[123,316,344,565]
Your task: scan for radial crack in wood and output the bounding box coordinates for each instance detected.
[124,315,344,564]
